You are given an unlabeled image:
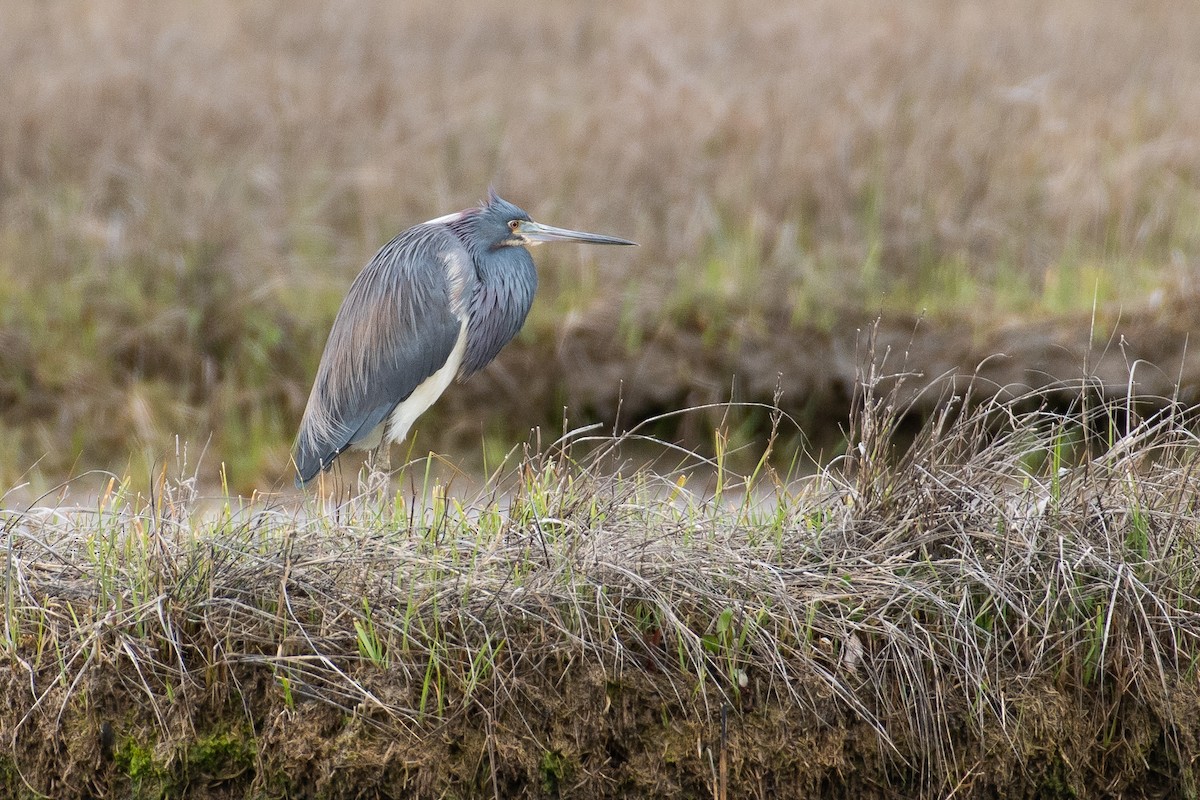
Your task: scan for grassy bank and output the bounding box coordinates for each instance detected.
[4,368,1200,798]
[3,0,1200,488]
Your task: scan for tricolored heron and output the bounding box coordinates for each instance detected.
[293,189,636,485]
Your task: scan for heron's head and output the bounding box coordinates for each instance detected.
[473,189,637,251]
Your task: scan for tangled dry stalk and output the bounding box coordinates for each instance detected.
[4,356,1200,797]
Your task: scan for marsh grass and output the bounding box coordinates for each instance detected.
[5,355,1200,797]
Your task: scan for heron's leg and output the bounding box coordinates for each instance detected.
[360,444,392,498]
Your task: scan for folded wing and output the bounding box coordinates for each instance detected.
[293,225,474,484]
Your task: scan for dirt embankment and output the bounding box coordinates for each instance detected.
[6,660,1199,799]
[445,298,1200,444]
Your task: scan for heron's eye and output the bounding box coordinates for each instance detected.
[508,220,520,231]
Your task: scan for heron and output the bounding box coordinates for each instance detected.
[293,189,636,485]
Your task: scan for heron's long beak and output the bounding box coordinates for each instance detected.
[519,220,637,247]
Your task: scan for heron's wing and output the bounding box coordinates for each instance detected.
[294,225,475,484]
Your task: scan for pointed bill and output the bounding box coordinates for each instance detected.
[517,220,637,246]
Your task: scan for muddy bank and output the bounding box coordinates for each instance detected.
[7,381,1200,798]
[6,661,1199,799]
[1,289,1196,490]
[447,297,1200,442]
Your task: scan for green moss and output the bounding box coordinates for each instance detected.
[108,727,259,799]
[114,738,170,799]
[0,753,38,800]
[1037,751,1080,799]
[539,748,573,795]
[186,727,257,779]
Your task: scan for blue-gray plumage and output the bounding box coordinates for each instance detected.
[293,189,635,485]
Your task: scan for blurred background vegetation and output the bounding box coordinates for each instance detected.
[2,0,1199,493]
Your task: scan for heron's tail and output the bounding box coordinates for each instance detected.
[293,417,344,487]
[292,403,395,487]
[292,433,335,487]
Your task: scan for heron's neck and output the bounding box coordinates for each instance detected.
[458,246,538,378]
[477,247,536,304]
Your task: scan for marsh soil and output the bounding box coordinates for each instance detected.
[5,659,1199,799]
[445,300,1200,450]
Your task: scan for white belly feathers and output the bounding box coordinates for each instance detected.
[351,322,469,451]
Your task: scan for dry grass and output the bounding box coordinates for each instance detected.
[2,1,1200,487]
[4,356,1200,796]
[6,0,1200,268]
